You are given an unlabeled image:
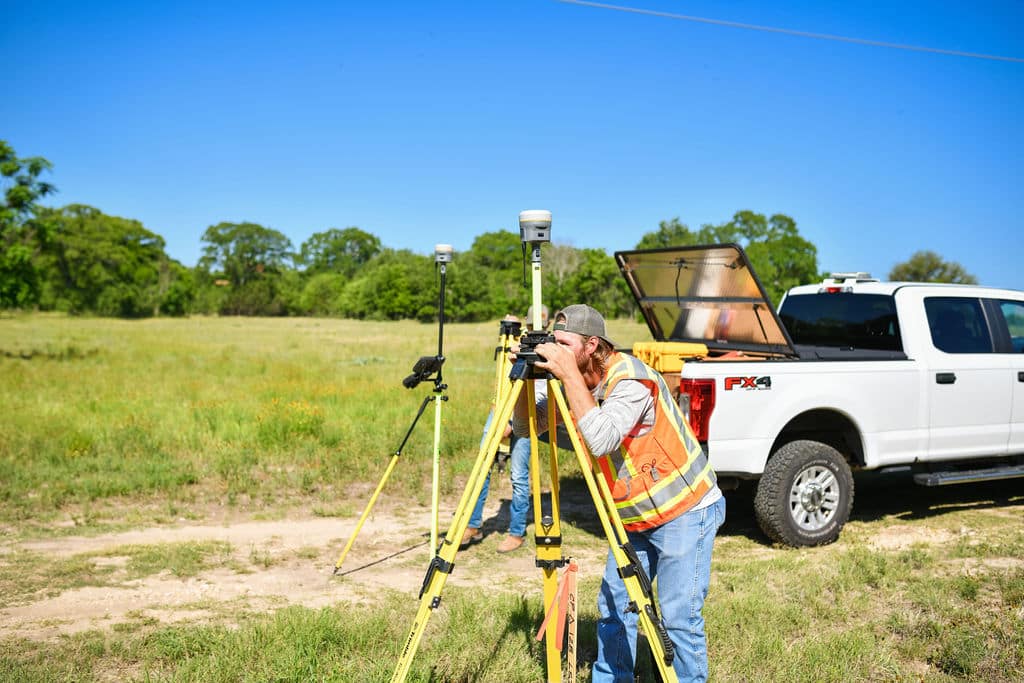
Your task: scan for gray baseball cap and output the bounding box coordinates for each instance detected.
[553,304,616,348]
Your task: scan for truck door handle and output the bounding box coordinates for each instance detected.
[936,372,956,384]
[1019,372,1024,383]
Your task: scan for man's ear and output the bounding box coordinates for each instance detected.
[585,336,600,354]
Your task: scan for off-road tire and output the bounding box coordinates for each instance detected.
[754,439,854,547]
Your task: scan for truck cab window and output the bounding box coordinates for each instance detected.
[778,293,902,351]
[924,297,992,353]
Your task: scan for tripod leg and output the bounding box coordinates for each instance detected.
[333,454,399,574]
[334,393,434,574]
[547,385,679,683]
[430,387,445,552]
[527,380,566,682]
[390,380,525,683]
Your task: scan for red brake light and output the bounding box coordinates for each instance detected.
[678,378,715,441]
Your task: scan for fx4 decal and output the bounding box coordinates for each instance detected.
[724,376,772,391]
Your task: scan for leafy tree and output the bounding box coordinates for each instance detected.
[635,218,699,250]
[888,250,977,284]
[556,247,634,317]
[718,211,819,305]
[542,243,581,312]
[198,222,294,315]
[37,204,175,317]
[448,230,528,322]
[275,268,306,315]
[159,261,196,316]
[299,227,381,277]
[0,140,56,308]
[337,249,435,320]
[299,272,347,315]
[199,221,293,285]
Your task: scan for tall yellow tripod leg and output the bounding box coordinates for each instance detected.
[390,379,525,683]
[526,378,566,681]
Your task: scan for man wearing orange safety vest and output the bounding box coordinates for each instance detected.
[512,304,725,683]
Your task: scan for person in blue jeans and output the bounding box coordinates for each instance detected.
[460,305,549,554]
[511,304,725,682]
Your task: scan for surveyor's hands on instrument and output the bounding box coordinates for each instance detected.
[509,340,579,383]
[532,341,578,382]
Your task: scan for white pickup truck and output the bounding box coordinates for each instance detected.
[615,244,1024,547]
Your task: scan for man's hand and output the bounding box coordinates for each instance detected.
[533,341,579,383]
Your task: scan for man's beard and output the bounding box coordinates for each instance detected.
[575,348,592,375]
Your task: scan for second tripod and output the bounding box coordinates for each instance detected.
[333,243,454,574]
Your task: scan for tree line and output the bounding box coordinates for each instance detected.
[0,140,977,320]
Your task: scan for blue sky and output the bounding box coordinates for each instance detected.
[3,1,1022,289]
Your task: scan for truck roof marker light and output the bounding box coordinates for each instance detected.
[819,272,878,291]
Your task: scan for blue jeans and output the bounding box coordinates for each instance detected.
[469,413,531,536]
[593,495,726,683]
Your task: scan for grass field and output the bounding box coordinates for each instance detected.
[1,313,1022,682]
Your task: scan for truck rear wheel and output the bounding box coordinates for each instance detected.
[754,439,854,547]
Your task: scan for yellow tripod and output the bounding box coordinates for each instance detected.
[390,350,679,682]
[391,212,677,681]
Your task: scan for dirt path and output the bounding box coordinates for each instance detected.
[1,497,602,642]
[6,476,1021,644]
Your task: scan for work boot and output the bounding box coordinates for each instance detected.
[496,534,524,553]
[459,527,483,549]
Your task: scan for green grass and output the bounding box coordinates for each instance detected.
[2,537,1022,681]
[2,313,1023,682]
[1,314,654,532]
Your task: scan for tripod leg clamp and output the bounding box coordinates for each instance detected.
[644,603,676,665]
[535,558,567,570]
[418,555,455,601]
[618,542,654,598]
[534,533,562,548]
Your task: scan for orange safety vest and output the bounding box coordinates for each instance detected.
[594,352,717,532]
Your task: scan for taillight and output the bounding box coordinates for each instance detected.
[678,378,715,441]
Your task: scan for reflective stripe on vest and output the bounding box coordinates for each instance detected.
[595,352,717,531]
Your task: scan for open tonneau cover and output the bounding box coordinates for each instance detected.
[615,244,798,357]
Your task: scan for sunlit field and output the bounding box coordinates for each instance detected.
[1,313,1022,682]
[0,313,654,530]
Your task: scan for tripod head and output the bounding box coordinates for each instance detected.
[403,355,445,389]
[510,331,556,380]
[499,318,523,338]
